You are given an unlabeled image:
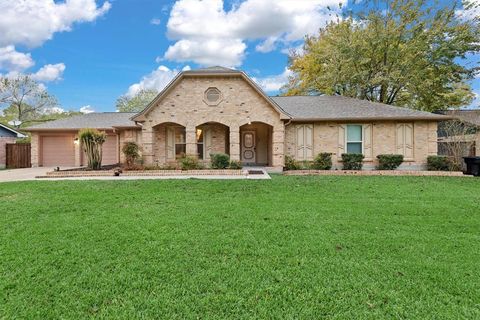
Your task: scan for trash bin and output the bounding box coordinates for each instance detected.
[463,157,480,176]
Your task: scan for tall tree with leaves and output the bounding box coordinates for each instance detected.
[284,0,480,111]
[0,75,58,122]
[116,89,158,112]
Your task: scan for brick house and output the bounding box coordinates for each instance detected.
[25,67,449,169]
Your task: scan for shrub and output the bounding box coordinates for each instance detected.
[284,155,300,170]
[228,160,243,169]
[210,153,230,169]
[180,155,202,170]
[341,153,364,170]
[427,155,451,171]
[376,154,404,170]
[79,128,106,170]
[312,153,332,170]
[122,142,140,168]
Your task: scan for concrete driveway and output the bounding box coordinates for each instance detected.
[0,167,55,182]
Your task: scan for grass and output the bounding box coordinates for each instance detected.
[1,175,479,319]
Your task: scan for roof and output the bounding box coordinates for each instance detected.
[0,123,26,137]
[270,95,450,121]
[24,112,138,131]
[183,66,239,74]
[442,110,480,126]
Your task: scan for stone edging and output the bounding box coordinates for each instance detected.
[283,170,467,177]
[38,169,244,178]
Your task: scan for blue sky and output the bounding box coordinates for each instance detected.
[0,0,478,113]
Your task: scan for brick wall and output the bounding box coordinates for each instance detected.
[0,137,16,168]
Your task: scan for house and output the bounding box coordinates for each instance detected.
[0,123,26,168]
[25,67,449,169]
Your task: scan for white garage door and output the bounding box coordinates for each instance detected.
[42,135,75,166]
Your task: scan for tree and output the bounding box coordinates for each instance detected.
[284,0,480,111]
[116,89,158,112]
[0,75,59,122]
[79,128,106,170]
[438,119,477,170]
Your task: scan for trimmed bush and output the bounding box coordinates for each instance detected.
[284,155,300,170]
[427,155,451,171]
[312,153,332,170]
[210,153,230,169]
[341,153,364,170]
[228,160,243,169]
[180,156,202,170]
[376,154,404,170]
[122,142,140,168]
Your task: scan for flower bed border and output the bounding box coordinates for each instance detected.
[38,169,244,178]
[283,170,466,177]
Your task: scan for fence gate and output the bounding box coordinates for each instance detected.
[6,143,31,168]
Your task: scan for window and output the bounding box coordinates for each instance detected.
[204,87,222,105]
[174,127,186,158]
[346,124,363,154]
[196,128,204,160]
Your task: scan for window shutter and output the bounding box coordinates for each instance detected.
[404,123,414,159]
[338,124,346,157]
[396,123,414,160]
[305,124,313,160]
[204,128,212,159]
[296,125,305,159]
[363,124,373,160]
[166,127,175,160]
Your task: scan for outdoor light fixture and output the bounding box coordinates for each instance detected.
[74,138,79,145]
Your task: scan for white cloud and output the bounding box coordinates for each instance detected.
[0,0,111,48]
[150,18,161,25]
[126,65,189,97]
[80,105,95,113]
[456,0,480,21]
[31,63,66,82]
[0,46,34,72]
[164,0,342,66]
[252,68,292,92]
[43,106,66,114]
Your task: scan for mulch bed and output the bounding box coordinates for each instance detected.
[37,169,245,178]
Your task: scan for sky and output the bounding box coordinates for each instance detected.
[0,0,478,114]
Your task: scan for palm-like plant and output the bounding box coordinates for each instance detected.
[79,128,106,170]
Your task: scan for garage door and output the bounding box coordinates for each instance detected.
[102,135,118,165]
[42,136,75,166]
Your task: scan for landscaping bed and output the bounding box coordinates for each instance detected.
[38,168,244,178]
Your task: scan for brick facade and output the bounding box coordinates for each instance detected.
[0,137,16,168]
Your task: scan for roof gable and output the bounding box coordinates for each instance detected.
[131,69,290,122]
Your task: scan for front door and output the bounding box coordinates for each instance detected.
[241,131,256,164]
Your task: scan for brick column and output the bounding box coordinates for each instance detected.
[74,132,82,167]
[229,125,240,161]
[476,134,480,157]
[142,128,155,165]
[186,125,197,157]
[272,126,285,167]
[31,132,40,167]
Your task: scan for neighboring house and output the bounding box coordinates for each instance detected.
[25,67,449,169]
[0,123,26,168]
[438,109,480,157]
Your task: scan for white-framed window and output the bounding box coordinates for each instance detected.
[346,124,363,154]
[174,127,186,158]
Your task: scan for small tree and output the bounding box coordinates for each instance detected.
[79,128,106,170]
[438,119,477,170]
[122,142,140,168]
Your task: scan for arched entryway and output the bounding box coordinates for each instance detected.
[195,122,230,162]
[152,122,186,164]
[239,122,273,166]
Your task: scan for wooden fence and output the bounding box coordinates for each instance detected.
[6,143,31,168]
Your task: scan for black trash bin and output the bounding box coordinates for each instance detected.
[463,157,480,176]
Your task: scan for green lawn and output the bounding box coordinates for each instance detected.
[1,176,479,319]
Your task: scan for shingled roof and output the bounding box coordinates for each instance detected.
[270,95,449,121]
[442,109,480,126]
[24,112,138,131]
